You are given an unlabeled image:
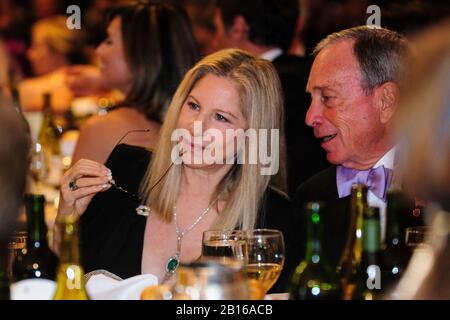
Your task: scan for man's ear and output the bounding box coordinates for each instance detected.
[227,15,249,44]
[376,82,399,124]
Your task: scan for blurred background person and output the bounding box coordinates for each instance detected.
[0,94,30,242]
[0,0,34,79]
[393,18,450,300]
[216,0,329,195]
[0,94,29,300]
[18,15,89,114]
[70,1,199,164]
[180,0,223,56]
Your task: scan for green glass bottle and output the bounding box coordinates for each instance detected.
[338,184,368,299]
[381,191,412,296]
[289,202,342,300]
[353,207,383,300]
[53,214,89,300]
[12,194,59,299]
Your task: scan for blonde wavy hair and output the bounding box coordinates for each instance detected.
[140,49,285,230]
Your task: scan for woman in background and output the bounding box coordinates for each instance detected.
[19,15,88,114]
[70,1,199,164]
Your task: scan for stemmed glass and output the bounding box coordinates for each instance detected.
[29,142,49,192]
[243,229,285,297]
[201,230,246,266]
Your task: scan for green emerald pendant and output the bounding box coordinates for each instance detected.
[166,256,179,273]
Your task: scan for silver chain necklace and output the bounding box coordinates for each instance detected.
[163,200,217,282]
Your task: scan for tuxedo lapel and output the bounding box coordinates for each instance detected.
[294,166,352,269]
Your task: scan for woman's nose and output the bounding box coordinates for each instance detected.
[188,113,210,137]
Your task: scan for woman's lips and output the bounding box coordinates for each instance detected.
[182,139,205,151]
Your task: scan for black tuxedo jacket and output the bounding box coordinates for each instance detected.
[293,166,350,269]
[272,54,329,196]
[292,166,423,271]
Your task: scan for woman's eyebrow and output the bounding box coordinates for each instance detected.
[214,108,238,120]
[187,95,201,105]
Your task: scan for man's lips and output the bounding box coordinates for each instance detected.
[317,133,337,144]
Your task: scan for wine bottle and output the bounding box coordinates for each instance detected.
[289,202,341,300]
[38,93,60,152]
[381,190,412,296]
[37,93,62,186]
[353,207,383,300]
[11,194,58,300]
[53,214,89,300]
[338,184,368,299]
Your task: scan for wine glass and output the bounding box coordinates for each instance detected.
[29,142,49,192]
[243,229,285,298]
[201,230,246,266]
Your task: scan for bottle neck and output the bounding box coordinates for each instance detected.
[350,186,368,265]
[42,93,53,123]
[58,219,81,264]
[305,207,324,263]
[25,195,48,247]
[385,192,405,246]
[11,87,22,113]
[362,216,381,267]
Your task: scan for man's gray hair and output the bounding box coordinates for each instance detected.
[313,26,410,94]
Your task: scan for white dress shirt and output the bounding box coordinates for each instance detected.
[368,147,396,241]
[260,48,283,62]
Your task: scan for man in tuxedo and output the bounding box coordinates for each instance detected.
[216,0,329,195]
[292,26,411,271]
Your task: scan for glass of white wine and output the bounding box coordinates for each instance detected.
[243,229,285,298]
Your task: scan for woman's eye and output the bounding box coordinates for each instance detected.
[215,113,228,122]
[188,102,199,110]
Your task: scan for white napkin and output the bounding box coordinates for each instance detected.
[85,271,158,300]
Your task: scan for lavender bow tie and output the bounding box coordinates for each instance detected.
[336,165,393,200]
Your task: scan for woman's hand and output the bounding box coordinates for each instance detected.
[65,65,108,96]
[58,159,112,217]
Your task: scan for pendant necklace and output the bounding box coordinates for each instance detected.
[163,198,218,283]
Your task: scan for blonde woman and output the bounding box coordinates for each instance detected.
[57,49,296,292]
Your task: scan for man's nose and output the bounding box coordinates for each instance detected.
[305,101,323,128]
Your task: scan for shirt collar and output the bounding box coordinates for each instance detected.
[260,48,283,62]
[373,147,396,170]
